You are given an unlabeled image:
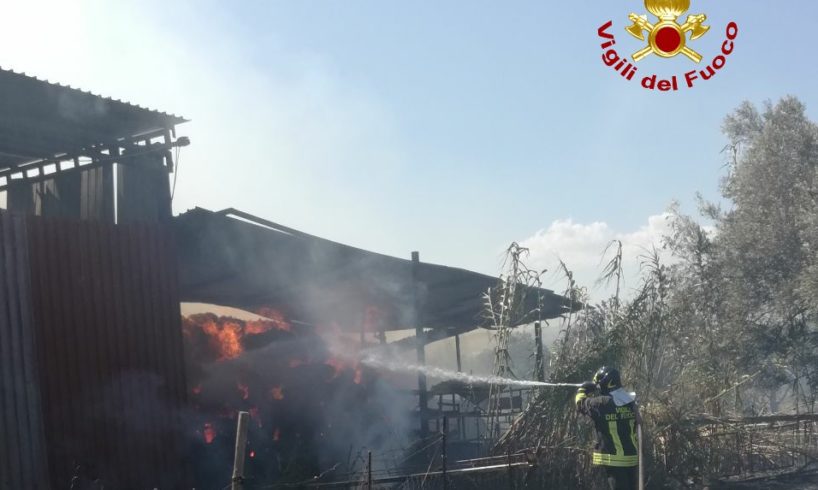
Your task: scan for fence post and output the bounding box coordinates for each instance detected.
[231,411,250,490]
[411,251,428,437]
[442,417,448,490]
[637,422,644,490]
[367,451,372,489]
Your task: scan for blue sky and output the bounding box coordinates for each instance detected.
[2,1,816,296]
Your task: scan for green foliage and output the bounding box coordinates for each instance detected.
[497,97,818,488]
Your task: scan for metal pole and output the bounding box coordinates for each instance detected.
[367,451,372,490]
[231,411,250,490]
[437,395,442,433]
[637,408,644,490]
[442,416,448,490]
[455,334,462,373]
[411,251,428,437]
[637,424,644,490]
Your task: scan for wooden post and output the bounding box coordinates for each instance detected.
[367,451,372,489]
[231,411,250,490]
[533,321,545,382]
[411,251,428,436]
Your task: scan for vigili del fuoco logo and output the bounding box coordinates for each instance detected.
[598,0,738,91]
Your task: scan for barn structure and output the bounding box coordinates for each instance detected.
[0,68,573,489]
[0,67,190,489]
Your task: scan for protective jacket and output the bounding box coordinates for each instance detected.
[575,389,638,467]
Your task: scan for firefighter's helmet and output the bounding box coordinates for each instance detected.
[593,366,622,394]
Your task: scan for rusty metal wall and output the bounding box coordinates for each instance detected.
[0,212,49,490]
[25,216,189,489]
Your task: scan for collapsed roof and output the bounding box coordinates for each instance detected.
[174,208,575,336]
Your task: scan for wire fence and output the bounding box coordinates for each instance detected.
[217,416,818,489]
[387,469,527,490]
[248,448,535,490]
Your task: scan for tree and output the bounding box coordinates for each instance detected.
[497,97,818,487]
[718,97,818,404]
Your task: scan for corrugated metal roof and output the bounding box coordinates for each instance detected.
[0,67,187,169]
[174,207,577,333]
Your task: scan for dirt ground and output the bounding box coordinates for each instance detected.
[713,472,818,489]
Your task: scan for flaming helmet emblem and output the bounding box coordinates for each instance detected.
[626,0,710,63]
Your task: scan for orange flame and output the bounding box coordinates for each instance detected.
[249,450,256,458]
[244,320,273,335]
[202,320,243,360]
[324,357,363,382]
[256,307,292,332]
[203,423,216,444]
[271,386,284,400]
[186,311,294,362]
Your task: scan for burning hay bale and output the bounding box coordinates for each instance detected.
[181,310,412,488]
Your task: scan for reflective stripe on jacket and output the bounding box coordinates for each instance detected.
[576,391,638,467]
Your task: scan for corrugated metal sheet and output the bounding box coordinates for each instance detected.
[6,165,115,223]
[18,215,189,489]
[0,67,186,170]
[174,207,576,331]
[117,153,172,224]
[0,212,49,490]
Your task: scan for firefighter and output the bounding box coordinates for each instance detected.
[575,366,639,490]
